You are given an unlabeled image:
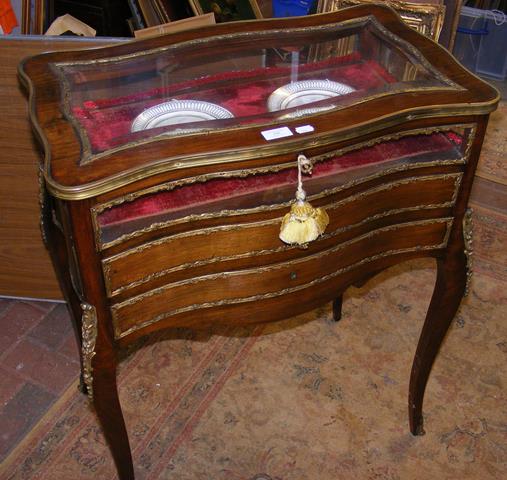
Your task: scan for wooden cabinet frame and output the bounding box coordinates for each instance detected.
[20,6,498,479]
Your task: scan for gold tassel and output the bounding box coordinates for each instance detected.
[279,155,329,246]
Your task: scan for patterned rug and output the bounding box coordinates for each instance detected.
[1,206,506,480]
[477,102,507,185]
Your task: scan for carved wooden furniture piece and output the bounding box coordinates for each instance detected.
[19,5,498,479]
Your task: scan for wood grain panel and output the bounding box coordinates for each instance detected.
[0,36,125,299]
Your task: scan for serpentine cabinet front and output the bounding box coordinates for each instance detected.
[20,5,498,479]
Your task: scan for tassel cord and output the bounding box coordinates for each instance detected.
[279,154,329,246]
[296,154,312,204]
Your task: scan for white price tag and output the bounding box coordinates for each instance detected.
[261,126,294,141]
[295,125,315,134]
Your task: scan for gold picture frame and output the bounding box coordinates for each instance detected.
[188,0,263,22]
[317,0,446,41]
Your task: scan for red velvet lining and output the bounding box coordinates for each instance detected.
[98,132,462,228]
[72,53,398,153]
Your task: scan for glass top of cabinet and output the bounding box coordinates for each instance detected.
[50,13,458,156]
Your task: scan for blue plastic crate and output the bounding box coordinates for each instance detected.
[453,7,507,81]
[272,0,316,17]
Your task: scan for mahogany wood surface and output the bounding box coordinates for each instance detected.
[19,6,498,479]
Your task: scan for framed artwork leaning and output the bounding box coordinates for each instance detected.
[188,0,263,22]
[316,0,445,41]
[316,0,462,50]
[21,0,46,34]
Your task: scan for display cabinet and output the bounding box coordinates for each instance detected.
[19,5,498,479]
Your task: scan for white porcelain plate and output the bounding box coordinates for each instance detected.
[267,79,355,112]
[131,100,234,132]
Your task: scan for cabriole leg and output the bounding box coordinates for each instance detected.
[408,251,467,435]
[92,364,134,480]
[81,303,134,480]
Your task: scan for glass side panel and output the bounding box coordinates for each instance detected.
[52,17,457,158]
[95,127,469,248]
